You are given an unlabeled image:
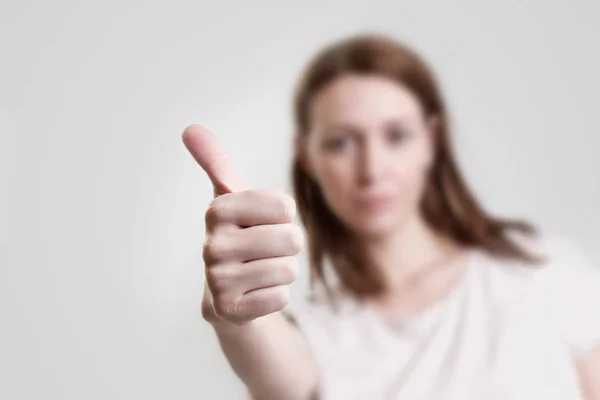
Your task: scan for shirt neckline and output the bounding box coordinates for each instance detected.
[347,247,479,337]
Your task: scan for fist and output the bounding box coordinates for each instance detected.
[182,125,304,326]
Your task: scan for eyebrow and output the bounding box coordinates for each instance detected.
[321,123,362,133]
[322,118,411,134]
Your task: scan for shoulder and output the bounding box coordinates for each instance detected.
[476,231,598,291]
[500,231,600,301]
[479,231,600,358]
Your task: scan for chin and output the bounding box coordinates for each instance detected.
[349,212,404,239]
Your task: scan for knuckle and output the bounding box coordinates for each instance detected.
[205,199,226,228]
[201,301,217,322]
[203,236,226,265]
[205,268,230,295]
[204,206,219,228]
[213,297,239,319]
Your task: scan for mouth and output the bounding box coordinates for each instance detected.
[357,194,393,213]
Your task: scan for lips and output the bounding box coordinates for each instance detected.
[357,194,393,212]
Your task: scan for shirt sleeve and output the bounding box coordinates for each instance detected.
[537,236,600,358]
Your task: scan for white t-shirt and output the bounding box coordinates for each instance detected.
[284,235,600,400]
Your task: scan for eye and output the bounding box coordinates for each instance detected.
[323,135,353,151]
[387,127,410,144]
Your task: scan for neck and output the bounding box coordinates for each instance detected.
[360,213,460,290]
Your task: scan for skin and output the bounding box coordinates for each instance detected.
[183,73,600,399]
[183,125,316,400]
[578,348,600,400]
[298,74,467,312]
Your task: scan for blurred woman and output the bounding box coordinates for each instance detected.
[182,33,600,399]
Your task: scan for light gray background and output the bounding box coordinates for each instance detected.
[1,1,599,399]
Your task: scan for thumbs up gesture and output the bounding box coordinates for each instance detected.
[182,125,304,326]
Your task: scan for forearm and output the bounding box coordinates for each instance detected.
[578,346,600,400]
[212,311,318,400]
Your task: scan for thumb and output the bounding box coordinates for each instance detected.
[182,124,246,196]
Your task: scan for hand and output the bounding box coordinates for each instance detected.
[182,125,303,326]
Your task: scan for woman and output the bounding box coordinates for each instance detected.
[182,33,600,399]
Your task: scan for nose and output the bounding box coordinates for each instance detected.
[357,136,385,186]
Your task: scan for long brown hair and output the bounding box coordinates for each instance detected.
[291,33,540,301]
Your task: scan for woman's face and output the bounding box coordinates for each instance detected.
[301,74,435,238]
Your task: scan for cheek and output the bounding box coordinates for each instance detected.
[396,166,428,206]
[391,143,432,205]
[314,158,354,201]
[308,153,359,223]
